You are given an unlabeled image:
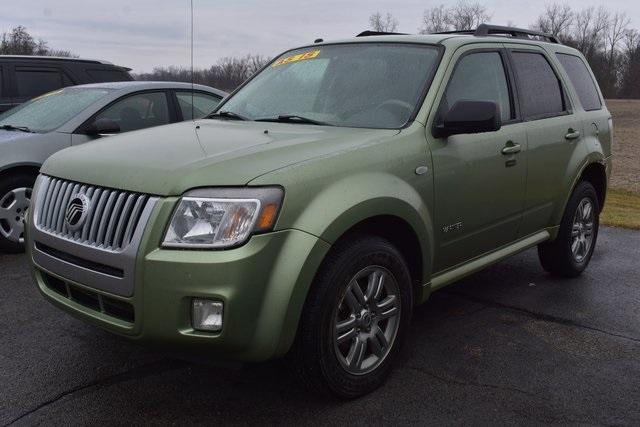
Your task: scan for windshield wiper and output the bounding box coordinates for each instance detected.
[0,124,34,133]
[255,114,332,126]
[206,110,250,121]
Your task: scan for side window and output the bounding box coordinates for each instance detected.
[15,67,67,98]
[510,52,566,118]
[556,53,602,111]
[86,69,132,82]
[443,52,513,122]
[176,91,222,120]
[93,92,170,132]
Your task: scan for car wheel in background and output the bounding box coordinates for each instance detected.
[0,173,36,253]
[292,234,413,399]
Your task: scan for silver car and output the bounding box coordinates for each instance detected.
[0,81,227,252]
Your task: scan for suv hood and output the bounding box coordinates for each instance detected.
[42,120,398,196]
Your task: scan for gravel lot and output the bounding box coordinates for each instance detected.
[1,226,639,426]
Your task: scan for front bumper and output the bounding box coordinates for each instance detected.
[29,197,330,362]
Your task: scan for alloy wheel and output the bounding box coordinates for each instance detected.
[333,265,401,375]
[571,197,595,263]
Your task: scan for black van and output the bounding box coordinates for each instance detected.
[0,56,133,113]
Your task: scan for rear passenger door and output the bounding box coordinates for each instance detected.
[505,45,584,236]
[429,45,528,272]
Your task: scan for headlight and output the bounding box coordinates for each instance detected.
[162,187,283,248]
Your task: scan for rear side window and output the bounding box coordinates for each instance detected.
[15,68,69,98]
[511,52,565,119]
[86,69,131,82]
[556,53,602,111]
[443,52,513,122]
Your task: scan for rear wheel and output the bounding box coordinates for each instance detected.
[292,234,412,399]
[0,173,36,253]
[538,181,600,277]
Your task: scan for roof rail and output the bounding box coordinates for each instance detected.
[356,30,408,37]
[435,24,560,44]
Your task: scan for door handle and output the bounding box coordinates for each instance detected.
[501,141,521,155]
[565,129,581,140]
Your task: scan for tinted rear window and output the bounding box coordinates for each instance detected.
[556,53,602,111]
[86,69,131,82]
[511,52,565,119]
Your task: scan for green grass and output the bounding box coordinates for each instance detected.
[601,189,640,230]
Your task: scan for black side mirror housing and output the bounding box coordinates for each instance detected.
[433,100,501,138]
[85,118,121,136]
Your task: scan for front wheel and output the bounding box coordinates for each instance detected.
[538,181,600,277]
[0,173,36,253]
[292,235,413,399]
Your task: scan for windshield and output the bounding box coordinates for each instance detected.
[0,87,112,133]
[217,43,441,129]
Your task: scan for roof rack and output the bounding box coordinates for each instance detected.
[436,24,560,44]
[356,30,408,37]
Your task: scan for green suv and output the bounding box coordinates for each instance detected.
[27,25,612,398]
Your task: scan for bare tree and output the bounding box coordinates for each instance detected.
[572,6,610,59]
[448,1,491,30]
[369,11,399,33]
[606,12,630,62]
[418,5,450,34]
[533,3,573,40]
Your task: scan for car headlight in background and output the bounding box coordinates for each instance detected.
[162,187,283,248]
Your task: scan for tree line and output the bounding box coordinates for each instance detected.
[135,55,270,92]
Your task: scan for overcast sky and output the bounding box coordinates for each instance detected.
[1,0,637,73]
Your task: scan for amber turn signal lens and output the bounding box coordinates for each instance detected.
[257,203,279,230]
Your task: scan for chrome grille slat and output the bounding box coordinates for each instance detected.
[35,176,152,252]
[113,194,136,250]
[122,196,146,245]
[97,192,117,246]
[88,190,108,243]
[54,183,74,232]
[105,193,126,249]
[44,179,62,228]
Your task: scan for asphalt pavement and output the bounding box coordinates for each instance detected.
[1,226,639,426]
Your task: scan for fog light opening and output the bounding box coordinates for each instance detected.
[192,298,223,332]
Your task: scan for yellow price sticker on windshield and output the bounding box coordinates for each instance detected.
[272,50,320,67]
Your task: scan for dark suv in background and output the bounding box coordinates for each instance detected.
[0,56,132,113]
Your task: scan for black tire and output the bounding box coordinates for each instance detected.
[291,234,413,399]
[0,173,37,253]
[538,181,600,277]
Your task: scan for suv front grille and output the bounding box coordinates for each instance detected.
[35,176,150,251]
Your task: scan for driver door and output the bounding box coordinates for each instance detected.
[428,46,528,272]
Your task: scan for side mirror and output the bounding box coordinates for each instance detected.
[433,100,501,138]
[85,118,120,137]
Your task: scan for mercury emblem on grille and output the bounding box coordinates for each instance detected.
[65,193,91,231]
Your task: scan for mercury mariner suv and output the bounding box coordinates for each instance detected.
[27,25,612,398]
